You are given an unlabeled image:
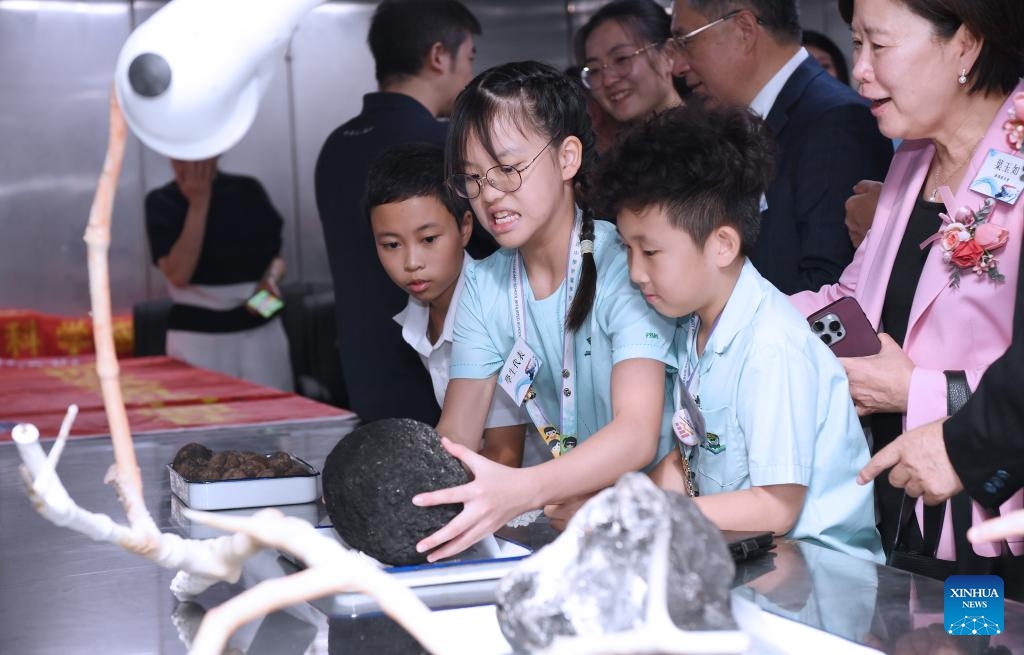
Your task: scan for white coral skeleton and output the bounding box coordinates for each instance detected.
[11,89,465,655]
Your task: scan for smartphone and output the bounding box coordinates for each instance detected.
[246,289,284,319]
[806,296,880,357]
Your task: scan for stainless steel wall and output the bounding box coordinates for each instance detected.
[0,0,849,316]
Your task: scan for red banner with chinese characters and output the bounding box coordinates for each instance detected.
[0,309,134,359]
[0,356,353,440]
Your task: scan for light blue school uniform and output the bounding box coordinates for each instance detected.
[450,219,676,466]
[676,259,882,562]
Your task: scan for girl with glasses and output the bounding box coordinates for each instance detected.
[575,0,684,128]
[411,61,678,560]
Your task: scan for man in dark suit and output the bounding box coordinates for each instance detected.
[669,0,892,293]
[315,0,494,424]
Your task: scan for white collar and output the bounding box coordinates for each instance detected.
[393,252,471,358]
[749,47,809,118]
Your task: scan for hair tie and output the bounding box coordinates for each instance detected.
[580,239,595,255]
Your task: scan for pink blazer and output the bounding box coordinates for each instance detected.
[791,83,1024,558]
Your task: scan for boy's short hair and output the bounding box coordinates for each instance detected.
[364,142,469,224]
[368,0,481,86]
[589,104,775,254]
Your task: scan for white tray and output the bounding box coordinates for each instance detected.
[169,495,323,539]
[168,455,320,510]
[281,526,532,615]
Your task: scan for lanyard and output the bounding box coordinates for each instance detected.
[679,315,700,407]
[674,313,719,447]
[677,312,721,408]
[509,211,583,457]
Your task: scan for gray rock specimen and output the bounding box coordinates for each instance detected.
[322,418,468,566]
[496,473,737,653]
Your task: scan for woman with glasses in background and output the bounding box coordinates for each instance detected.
[575,0,683,134]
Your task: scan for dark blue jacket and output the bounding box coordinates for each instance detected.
[754,57,893,294]
[315,93,494,423]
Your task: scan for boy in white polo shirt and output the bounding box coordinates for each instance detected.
[366,143,526,465]
[592,105,882,562]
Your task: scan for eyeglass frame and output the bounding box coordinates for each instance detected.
[666,9,762,51]
[446,139,555,200]
[580,42,662,90]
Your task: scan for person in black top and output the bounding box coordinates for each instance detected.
[314,0,494,424]
[146,157,293,391]
[860,227,1024,512]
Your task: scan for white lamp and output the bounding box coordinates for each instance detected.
[114,0,324,160]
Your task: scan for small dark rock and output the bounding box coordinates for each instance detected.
[222,468,247,480]
[174,459,205,481]
[322,418,469,566]
[267,452,294,472]
[194,465,222,482]
[172,443,212,470]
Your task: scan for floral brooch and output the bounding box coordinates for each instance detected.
[933,199,1009,288]
[1003,91,1024,152]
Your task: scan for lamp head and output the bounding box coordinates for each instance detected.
[114,0,323,160]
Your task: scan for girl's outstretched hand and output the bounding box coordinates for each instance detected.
[413,437,533,562]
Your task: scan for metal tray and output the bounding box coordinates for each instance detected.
[280,527,532,615]
[169,495,324,539]
[168,454,320,510]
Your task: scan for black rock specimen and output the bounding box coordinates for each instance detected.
[323,418,469,566]
[496,473,737,652]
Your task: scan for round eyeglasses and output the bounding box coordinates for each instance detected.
[580,42,660,90]
[447,141,553,200]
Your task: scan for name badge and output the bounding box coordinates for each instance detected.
[499,337,541,406]
[970,149,1024,205]
[672,409,700,447]
[674,373,706,447]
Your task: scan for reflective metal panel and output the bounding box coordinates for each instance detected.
[289,1,379,286]
[0,0,144,315]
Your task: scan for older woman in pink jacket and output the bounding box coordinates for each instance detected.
[790,0,1024,595]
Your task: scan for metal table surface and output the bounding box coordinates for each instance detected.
[3,421,1023,654]
[0,418,358,655]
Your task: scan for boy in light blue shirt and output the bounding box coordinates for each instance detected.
[592,105,882,562]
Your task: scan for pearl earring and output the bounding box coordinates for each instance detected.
[958,68,968,85]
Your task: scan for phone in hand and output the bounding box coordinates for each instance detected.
[807,296,880,357]
[246,289,284,319]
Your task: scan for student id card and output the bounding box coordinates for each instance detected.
[498,337,541,406]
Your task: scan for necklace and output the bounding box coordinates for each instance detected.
[928,139,982,202]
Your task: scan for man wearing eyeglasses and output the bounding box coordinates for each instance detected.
[669,0,892,294]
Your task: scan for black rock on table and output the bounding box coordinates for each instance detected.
[323,418,468,566]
